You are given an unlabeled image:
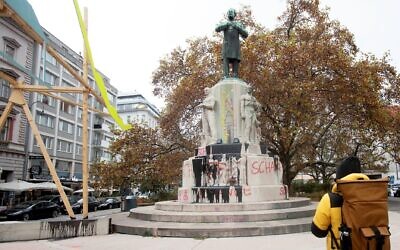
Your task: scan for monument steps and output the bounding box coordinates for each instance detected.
[155,198,310,212]
[112,198,316,238]
[129,204,316,223]
[113,214,313,238]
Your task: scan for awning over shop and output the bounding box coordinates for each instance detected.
[0,180,72,192]
[33,182,73,192]
[0,180,36,192]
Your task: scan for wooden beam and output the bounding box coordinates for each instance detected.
[12,89,76,219]
[1,3,107,109]
[82,91,89,218]
[3,3,43,44]
[0,101,14,131]
[13,84,86,93]
[42,91,110,116]
[82,7,89,219]
[0,72,110,116]
[46,46,106,106]
[0,6,11,17]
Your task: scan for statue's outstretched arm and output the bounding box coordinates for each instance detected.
[215,21,229,32]
[239,26,249,39]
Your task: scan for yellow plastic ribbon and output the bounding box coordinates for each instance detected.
[72,0,131,130]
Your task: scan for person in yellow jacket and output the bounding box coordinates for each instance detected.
[311,156,369,250]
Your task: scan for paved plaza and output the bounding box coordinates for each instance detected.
[0,211,399,250]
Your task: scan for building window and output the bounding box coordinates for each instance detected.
[4,43,16,58]
[93,132,102,145]
[44,70,57,86]
[76,144,83,155]
[77,108,82,119]
[2,36,21,59]
[103,151,112,161]
[0,117,12,141]
[61,80,76,98]
[59,119,74,134]
[62,79,75,87]
[36,112,55,128]
[0,79,11,99]
[37,93,55,107]
[74,163,82,179]
[77,126,82,137]
[57,139,73,153]
[55,160,71,179]
[34,135,53,149]
[60,101,73,114]
[45,53,57,65]
[93,100,103,110]
[107,91,116,106]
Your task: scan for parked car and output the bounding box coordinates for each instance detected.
[38,194,62,204]
[0,201,60,221]
[136,192,150,199]
[59,195,81,214]
[71,197,99,213]
[395,187,400,197]
[388,184,400,197]
[98,197,121,210]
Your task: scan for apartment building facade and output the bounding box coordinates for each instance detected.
[24,28,117,182]
[117,92,160,129]
[1,6,117,184]
[0,14,33,182]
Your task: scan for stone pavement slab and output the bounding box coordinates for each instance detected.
[0,211,398,250]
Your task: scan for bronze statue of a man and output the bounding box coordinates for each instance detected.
[215,8,248,78]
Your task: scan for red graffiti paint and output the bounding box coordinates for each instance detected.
[218,161,226,170]
[251,160,277,175]
[229,187,236,196]
[279,186,286,196]
[197,147,206,156]
[243,186,252,196]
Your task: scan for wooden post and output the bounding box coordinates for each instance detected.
[10,89,76,219]
[82,91,89,218]
[0,101,14,130]
[82,6,89,219]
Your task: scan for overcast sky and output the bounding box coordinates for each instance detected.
[27,0,400,109]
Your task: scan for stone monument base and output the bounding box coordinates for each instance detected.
[112,198,314,237]
[178,184,287,204]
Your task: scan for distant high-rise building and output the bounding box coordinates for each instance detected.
[117,92,160,129]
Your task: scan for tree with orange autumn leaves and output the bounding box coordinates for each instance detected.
[91,125,189,193]
[152,0,400,188]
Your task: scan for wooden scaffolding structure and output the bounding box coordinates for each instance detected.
[0,1,109,219]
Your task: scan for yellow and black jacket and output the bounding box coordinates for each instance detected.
[311,173,369,250]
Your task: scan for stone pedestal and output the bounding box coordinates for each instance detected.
[207,78,248,144]
[178,148,287,203]
[179,77,287,204]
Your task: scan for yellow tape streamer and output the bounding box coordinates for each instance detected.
[72,0,131,130]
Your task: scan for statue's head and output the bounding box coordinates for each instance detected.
[227,8,236,21]
[247,86,253,94]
